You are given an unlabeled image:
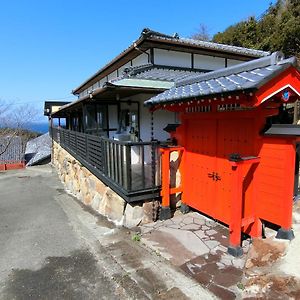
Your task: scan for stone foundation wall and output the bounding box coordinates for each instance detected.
[52,141,159,227]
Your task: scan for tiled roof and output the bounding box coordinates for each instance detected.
[142,28,270,58]
[73,28,270,94]
[25,133,51,166]
[120,64,204,82]
[0,136,25,163]
[144,52,297,106]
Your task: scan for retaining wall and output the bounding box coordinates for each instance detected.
[52,141,159,227]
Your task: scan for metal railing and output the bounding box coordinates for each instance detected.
[51,127,161,201]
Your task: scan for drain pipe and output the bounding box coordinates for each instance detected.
[134,43,151,64]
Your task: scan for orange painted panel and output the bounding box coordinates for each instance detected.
[184,118,217,218]
[184,115,256,225]
[216,118,256,224]
[256,140,295,227]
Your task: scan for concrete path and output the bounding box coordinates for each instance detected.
[0,165,215,300]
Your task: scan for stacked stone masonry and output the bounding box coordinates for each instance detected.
[52,141,159,227]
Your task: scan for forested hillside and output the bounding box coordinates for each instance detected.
[212,0,300,57]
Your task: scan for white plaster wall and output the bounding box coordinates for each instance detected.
[119,94,176,164]
[107,70,118,82]
[81,52,151,96]
[132,52,149,66]
[92,82,99,90]
[118,61,132,76]
[154,48,192,68]
[99,77,107,87]
[128,94,177,142]
[194,54,225,70]
[227,58,244,67]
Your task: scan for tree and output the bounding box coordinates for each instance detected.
[212,0,300,58]
[191,24,211,41]
[0,100,39,160]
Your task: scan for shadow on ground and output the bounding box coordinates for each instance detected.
[1,249,112,300]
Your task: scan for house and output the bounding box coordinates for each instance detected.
[48,28,270,207]
[51,28,269,142]
[145,52,300,255]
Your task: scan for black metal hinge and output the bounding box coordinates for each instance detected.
[208,172,221,181]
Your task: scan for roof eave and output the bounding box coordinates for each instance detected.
[144,88,257,107]
[53,83,167,116]
[72,35,147,95]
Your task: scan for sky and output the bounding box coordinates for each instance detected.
[0,0,273,122]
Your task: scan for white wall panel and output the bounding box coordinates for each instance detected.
[107,70,118,82]
[132,52,149,66]
[227,58,243,67]
[118,61,132,76]
[194,54,225,70]
[154,48,192,68]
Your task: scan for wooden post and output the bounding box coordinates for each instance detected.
[161,148,170,208]
[228,157,260,256]
[160,148,171,220]
[276,142,295,240]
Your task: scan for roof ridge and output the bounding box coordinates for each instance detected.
[176,52,284,87]
[179,37,270,55]
[123,64,154,76]
[141,28,179,39]
[123,64,204,78]
[143,28,270,56]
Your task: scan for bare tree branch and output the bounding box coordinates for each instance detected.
[191,24,211,41]
[0,100,38,161]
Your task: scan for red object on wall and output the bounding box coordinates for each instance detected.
[159,65,300,256]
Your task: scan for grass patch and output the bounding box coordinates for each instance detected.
[132,233,141,242]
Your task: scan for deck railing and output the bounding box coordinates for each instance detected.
[51,127,161,201]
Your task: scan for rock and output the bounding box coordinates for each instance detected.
[87,175,96,190]
[98,189,125,222]
[66,178,74,193]
[91,193,102,211]
[53,143,127,224]
[73,178,80,194]
[95,180,107,195]
[80,177,88,196]
[124,203,144,228]
[142,200,160,224]
[245,238,287,268]
[83,193,91,205]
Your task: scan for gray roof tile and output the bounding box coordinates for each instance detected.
[0,136,25,163]
[25,133,51,166]
[145,52,297,106]
[121,64,204,82]
[141,28,270,58]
